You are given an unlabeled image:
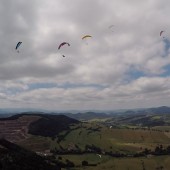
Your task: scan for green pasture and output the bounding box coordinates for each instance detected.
[17,122,170,170]
[61,155,170,170]
[152,126,170,131]
[57,123,170,153]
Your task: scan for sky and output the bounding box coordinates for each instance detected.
[0,0,170,110]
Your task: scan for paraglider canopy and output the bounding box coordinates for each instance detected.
[108,25,114,32]
[15,42,22,53]
[108,25,114,29]
[58,42,70,57]
[160,31,164,37]
[82,35,92,40]
[15,42,22,50]
[58,42,70,50]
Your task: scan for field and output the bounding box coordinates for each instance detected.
[1,113,170,169]
[60,155,170,170]
[45,122,170,153]
[17,121,170,170]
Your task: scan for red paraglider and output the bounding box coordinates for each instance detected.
[58,42,70,50]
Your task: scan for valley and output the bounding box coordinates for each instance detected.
[0,107,170,169]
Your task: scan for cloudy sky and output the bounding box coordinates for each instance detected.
[0,0,170,110]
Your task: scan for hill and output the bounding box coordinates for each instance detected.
[61,106,170,121]
[64,112,111,121]
[28,114,79,137]
[0,138,60,170]
[0,111,170,169]
[0,106,170,120]
[0,113,79,142]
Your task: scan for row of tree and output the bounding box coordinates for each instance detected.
[51,144,170,157]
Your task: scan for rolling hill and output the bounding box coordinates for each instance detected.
[0,113,79,142]
[0,138,60,170]
[0,109,170,169]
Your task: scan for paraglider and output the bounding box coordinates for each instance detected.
[58,42,70,57]
[82,35,92,45]
[108,25,114,29]
[160,31,164,36]
[108,25,114,31]
[82,35,92,40]
[15,42,22,52]
[160,31,166,39]
[58,42,70,50]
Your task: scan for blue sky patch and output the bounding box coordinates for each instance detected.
[161,64,170,77]
[28,82,107,90]
[163,39,170,57]
[126,66,145,81]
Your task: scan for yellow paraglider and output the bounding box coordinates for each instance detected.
[82,35,92,40]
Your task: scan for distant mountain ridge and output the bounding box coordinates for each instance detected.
[64,112,111,120]
[63,106,170,120]
[0,106,170,120]
[148,106,170,114]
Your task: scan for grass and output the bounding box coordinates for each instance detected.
[17,135,52,151]
[57,123,170,153]
[17,122,170,169]
[152,126,170,131]
[151,116,161,120]
[61,155,170,170]
[18,122,170,154]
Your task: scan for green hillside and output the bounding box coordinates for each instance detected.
[1,113,170,170]
[49,122,170,154]
[0,139,60,170]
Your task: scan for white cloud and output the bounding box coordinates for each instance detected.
[0,0,170,109]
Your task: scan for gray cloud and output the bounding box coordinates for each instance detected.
[0,0,170,109]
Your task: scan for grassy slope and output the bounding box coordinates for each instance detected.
[19,122,170,153]
[60,155,170,170]
[56,123,170,153]
[17,121,170,170]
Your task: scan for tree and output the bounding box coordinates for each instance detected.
[82,160,88,166]
[66,159,75,167]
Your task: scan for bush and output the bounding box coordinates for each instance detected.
[82,160,88,166]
